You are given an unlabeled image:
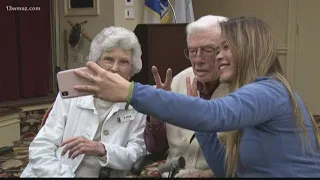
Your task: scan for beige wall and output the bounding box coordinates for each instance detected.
[113,0,145,31]
[193,0,288,45]
[193,0,289,75]
[57,0,114,70]
[113,0,176,30]
[56,0,147,70]
[55,0,289,74]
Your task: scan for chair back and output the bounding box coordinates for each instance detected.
[40,104,54,127]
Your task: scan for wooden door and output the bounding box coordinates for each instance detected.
[294,0,320,115]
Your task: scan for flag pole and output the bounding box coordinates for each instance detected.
[168,0,177,23]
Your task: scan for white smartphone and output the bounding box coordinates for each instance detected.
[56,67,94,99]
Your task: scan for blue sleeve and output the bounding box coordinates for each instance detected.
[130,79,287,132]
[195,132,226,177]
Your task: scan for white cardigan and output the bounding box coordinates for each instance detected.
[21,94,146,177]
[166,67,229,171]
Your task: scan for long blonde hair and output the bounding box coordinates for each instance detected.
[219,17,320,177]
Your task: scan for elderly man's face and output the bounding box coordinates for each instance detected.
[187,30,220,83]
[97,48,133,80]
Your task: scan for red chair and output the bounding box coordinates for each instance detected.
[40,104,54,128]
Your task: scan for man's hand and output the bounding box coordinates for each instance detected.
[60,136,106,159]
[175,169,214,178]
[149,66,173,123]
[186,76,198,97]
[151,66,172,91]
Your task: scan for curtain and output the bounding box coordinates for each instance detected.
[0,0,52,101]
[18,0,52,98]
[0,0,20,101]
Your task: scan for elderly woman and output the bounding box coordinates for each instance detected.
[20,26,146,178]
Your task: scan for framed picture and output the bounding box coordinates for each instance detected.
[64,0,99,16]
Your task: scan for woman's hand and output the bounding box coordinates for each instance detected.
[74,61,130,102]
[60,136,106,159]
[151,66,172,91]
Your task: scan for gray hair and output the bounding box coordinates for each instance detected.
[87,26,142,75]
[186,15,229,39]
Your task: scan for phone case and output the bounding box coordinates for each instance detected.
[56,67,94,99]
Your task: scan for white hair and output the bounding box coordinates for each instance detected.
[186,15,229,39]
[87,26,142,75]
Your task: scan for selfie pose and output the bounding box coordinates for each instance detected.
[21,26,146,178]
[74,17,320,177]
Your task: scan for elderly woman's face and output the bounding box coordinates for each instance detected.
[97,48,133,80]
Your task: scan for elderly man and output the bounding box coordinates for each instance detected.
[143,15,229,178]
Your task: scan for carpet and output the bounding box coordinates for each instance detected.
[0,107,46,177]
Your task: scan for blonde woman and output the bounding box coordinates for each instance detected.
[144,15,229,178]
[73,17,320,177]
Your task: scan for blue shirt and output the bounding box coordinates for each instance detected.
[130,77,320,177]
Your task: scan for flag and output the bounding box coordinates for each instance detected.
[143,0,169,24]
[174,0,195,23]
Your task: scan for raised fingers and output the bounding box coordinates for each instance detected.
[164,68,172,90]
[191,76,198,97]
[151,66,162,88]
[186,77,192,96]
[186,76,198,97]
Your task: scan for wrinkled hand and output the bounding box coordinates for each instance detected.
[74,61,130,102]
[151,66,172,91]
[60,136,106,159]
[186,76,198,97]
[175,169,213,178]
[149,66,172,123]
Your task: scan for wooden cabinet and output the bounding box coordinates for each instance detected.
[131,24,191,85]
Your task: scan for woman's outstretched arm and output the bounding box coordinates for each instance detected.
[131,78,286,132]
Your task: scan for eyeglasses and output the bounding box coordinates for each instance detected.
[100,57,132,68]
[183,46,216,60]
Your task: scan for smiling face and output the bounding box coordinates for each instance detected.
[215,35,237,84]
[97,48,133,80]
[187,30,220,83]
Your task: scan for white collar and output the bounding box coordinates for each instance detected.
[76,95,134,115]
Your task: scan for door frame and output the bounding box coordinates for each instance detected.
[286,0,298,87]
[51,0,60,93]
